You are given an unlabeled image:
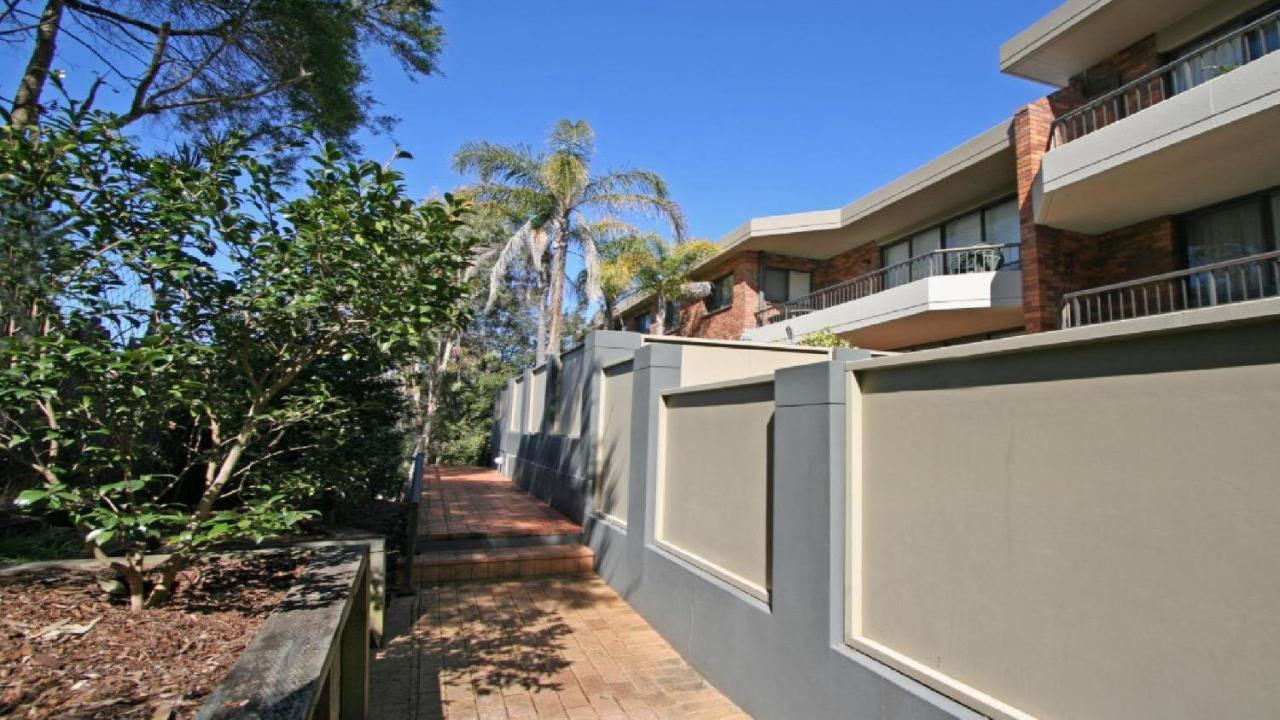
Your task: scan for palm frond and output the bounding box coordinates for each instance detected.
[547,119,595,163]
[484,219,538,309]
[452,141,541,186]
[583,169,688,239]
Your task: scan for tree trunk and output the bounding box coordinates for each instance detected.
[603,296,616,330]
[11,0,64,128]
[418,334,454,455]
[545,215,570,356]
[534,284,548,364]
[649,295,666,337]
[125,569,145,612]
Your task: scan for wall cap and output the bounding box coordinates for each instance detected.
[846,298,1280,373]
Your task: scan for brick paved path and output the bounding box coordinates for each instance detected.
[370,575,749,719]
[422,466,581,540]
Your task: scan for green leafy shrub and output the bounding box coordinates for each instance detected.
[1,113,474,608]
[797,329,853,349]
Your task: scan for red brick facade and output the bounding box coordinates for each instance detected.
[1015,34,1183,332]
[1047,36,1164,116]
[814,243,880,289]
[673,253,763,341]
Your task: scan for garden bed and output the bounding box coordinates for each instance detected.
[0,553,304,719]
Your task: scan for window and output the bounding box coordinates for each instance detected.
[880,197,1021,287]
[705,274,734,312]
[944,213,982,248]
[1168,3,1280,95]
[763,268,812,303]
[1181,190,1278,303]
[983,199,1020,246]
[635,303,678,333]
[983,199,1021,266]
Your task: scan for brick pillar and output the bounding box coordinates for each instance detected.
[1014,98,1060,333]
[739,251,763,334]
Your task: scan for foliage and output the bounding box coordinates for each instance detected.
[427,296,535,465]
[797,329,853,349]
[453,119,686,360]
[5,0,443,148]
[0,112,474,608]
[602,235,718,336]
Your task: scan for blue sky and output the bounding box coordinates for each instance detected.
[351,0,1064,241]
[4,0,1062,242]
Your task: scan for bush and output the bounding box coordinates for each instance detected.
[1,113,474,608]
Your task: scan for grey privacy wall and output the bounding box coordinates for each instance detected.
[494,331,643,524]
[497,302,1280,719]
[581,342,975,720]
[493,333,829,524]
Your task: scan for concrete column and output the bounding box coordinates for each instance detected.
[630,342,683,549]
[581,331,646,519]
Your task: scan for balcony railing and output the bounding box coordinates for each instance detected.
[1061,250,1280,328]
[755,244,1020,326]
[1049,7,1280,148]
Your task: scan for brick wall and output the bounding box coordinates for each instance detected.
[1048,35,1164,115]
[674,252,763,340]
[1015,33,1182,331]
[1015,98,1058,332]
[815,243,880,288]
[1014,89,1182,331]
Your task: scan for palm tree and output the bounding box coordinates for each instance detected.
[453,119,686,361]
[578,233,645,330]
[606,235,719,337]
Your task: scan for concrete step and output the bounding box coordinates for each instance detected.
[411,543,594,584]
[415,532,582,553]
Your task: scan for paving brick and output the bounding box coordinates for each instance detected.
[421,466,581,541]
[371,574,747,719]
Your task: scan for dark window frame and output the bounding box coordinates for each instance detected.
[1162,1,1280,97]
[763,267,813,304]
[1176,187,1280,269]
[704,273,735,312]
[880,195,1020,268]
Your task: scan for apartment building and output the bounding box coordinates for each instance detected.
[619,0,1280,351]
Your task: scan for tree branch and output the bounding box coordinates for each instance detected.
[64,0,231,37]
[121,70,310,125]
[128,20,168,119]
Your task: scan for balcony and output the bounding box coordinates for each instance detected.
[1048,7,1280,147]
[743,244,1023,349]
[1061,249,1280,327]
[1036,7,1280,234]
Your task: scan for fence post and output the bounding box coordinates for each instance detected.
[630,342,683,560]
[339,559,370,719]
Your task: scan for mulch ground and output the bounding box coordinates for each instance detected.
[0,553,304,719]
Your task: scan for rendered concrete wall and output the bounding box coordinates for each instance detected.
[657,379,774,599]
[500,332,645,523]
[526,364,548,434]
[508,377,524,434]
[582,344,972,720]
[554,346,586,437]
[595,360,633,525]
[577,302,1280,720]
[498,333,835,524]
[675,342,828,386]
[848,302,1280,720]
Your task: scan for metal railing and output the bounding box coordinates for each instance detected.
[1061,250,1280,328]
[755,244,1020,326]
[1049,7,1280,147]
